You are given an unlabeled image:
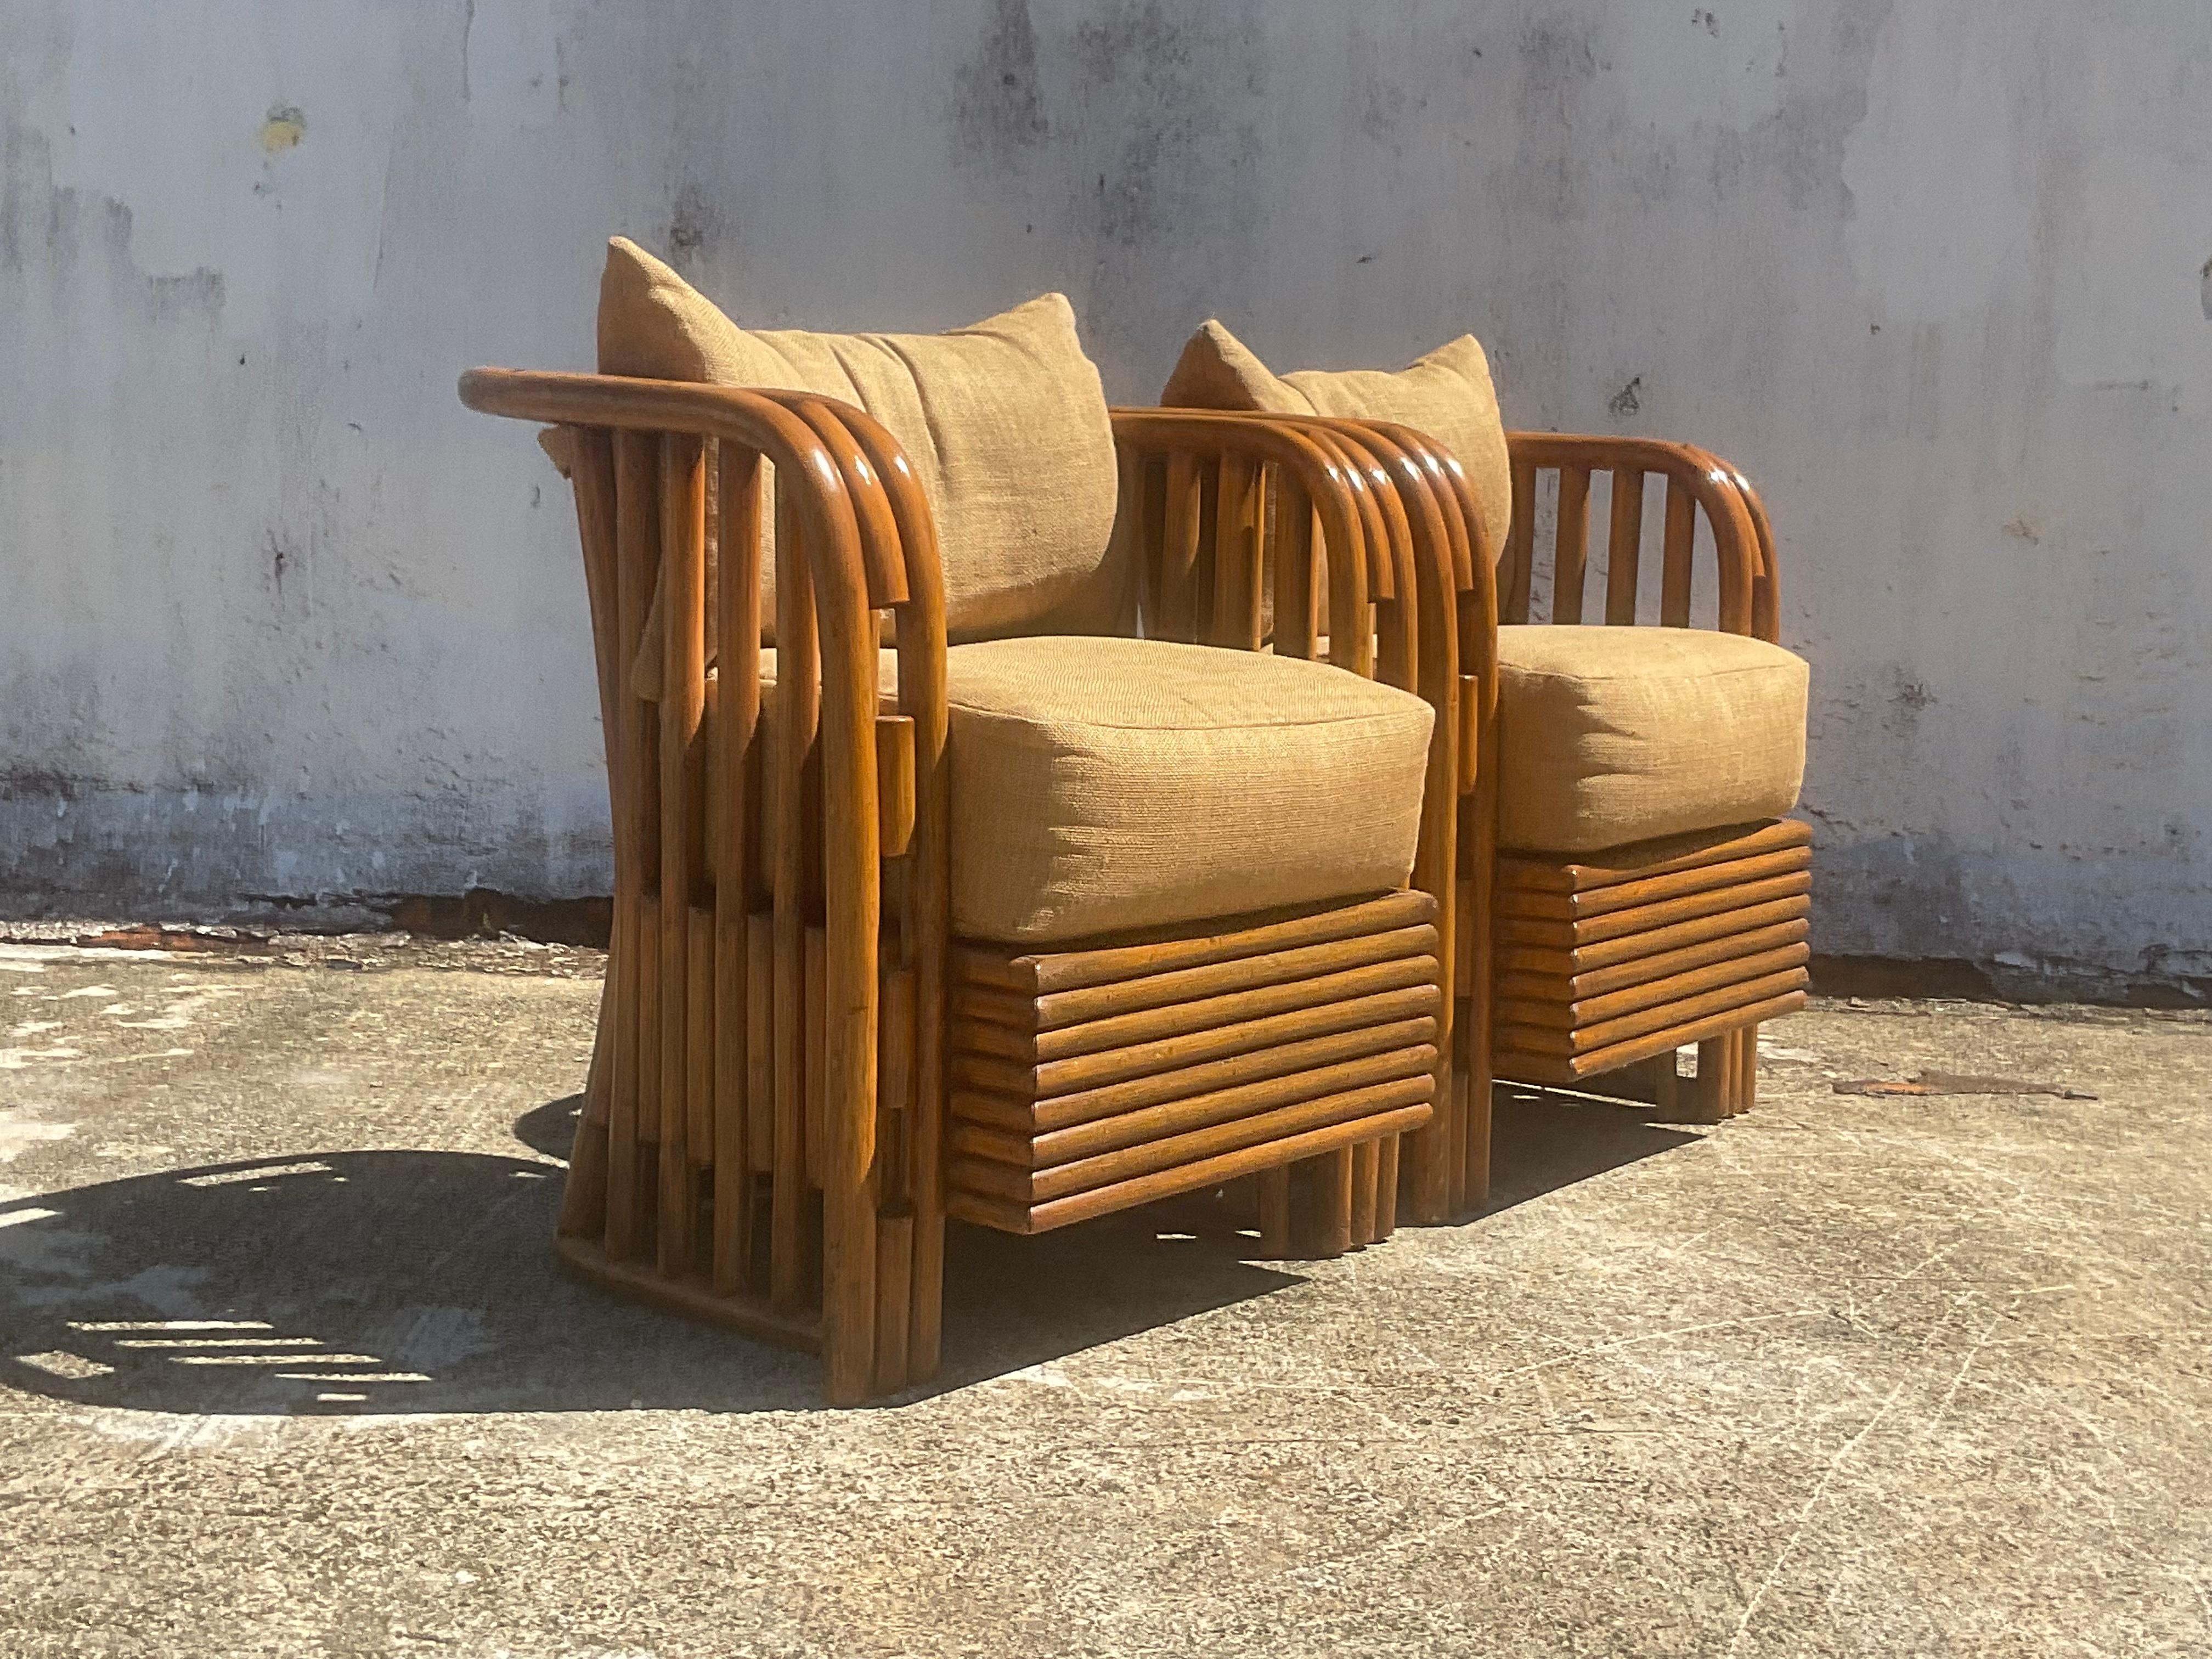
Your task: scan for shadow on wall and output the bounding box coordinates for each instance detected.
[0,1091,1694,1416]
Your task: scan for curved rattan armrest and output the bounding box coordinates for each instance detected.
[462,369,939,618]
[459,365,949,781]
[1109,407,1479,1222]
[1251,415,1496,781]
[1501,431,1774,641]
[1110,408,1385,674]
[461,368,949,1400]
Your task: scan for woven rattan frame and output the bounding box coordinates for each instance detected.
[459,370,1470,1401]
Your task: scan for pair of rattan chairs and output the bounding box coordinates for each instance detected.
[461,240,1810,1402]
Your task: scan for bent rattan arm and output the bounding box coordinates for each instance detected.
[1108,408,1486,1223]
[1233,413,1496,1219]
[1333,419,1500,1218]
[461,368,948,1403]
[1502,432,1772,641]
[1308,421,1781,1214]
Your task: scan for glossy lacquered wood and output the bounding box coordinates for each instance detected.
[466,367,1470,1401]
[1115,410,1496,1228]
[1499,432,1775,642]
[948,895,1441,1248]
[466,369,944,1403]
[1483,429,1799,1119]
[1491,820,1810,1100]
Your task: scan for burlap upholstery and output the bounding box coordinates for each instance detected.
[600,238,1126,644]
[1161,318,1515,561]
[759,637,1435,944]
[1496,626,1808,854]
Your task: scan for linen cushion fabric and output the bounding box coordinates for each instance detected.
[599,236,1126,645]
[758,637,1436,945]
[1160,318,1516,561]
[941,637,1434,943]
[1494,625,1809,855]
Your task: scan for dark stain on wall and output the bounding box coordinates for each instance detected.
[1068,2,1266,254]
[955,0,1050,166]
[1879,669,1937,743]
[149,267,227,323]
[666,179,717,276]
[1516,16,1599,100]
[0,766,149,804]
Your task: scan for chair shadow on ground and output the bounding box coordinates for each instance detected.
[1483,1079,1704,1214]
[0,1085,1696,1419]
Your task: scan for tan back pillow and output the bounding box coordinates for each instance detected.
[1161,319,1514,562]
[600,238,1126,645]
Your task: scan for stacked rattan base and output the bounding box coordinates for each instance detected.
[1492,820,1810,1106]
[945,893,1442,1239]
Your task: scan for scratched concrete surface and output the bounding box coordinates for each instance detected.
[1,938,2206,1657]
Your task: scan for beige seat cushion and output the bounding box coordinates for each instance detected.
[1497,626,1808,855]
[600,237,1125,642]
[763,637,1435,944]
[1160,319,1515,562]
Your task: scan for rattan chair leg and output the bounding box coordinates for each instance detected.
[558,975,613,1238]
[1374,1132,1401,1238]
[1688,1036,1732,1124]
[1350,1139,1379,1245]
[1313,1148,1355,1257]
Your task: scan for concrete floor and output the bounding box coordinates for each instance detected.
[1,936,2207,1658]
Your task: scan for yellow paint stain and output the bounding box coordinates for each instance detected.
[258,106,306,154]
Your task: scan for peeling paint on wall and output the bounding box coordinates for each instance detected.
[1,1,2207,996]
[256,105,306,154]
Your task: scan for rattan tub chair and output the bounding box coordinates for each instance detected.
[1163,321,1811,1177]
[458,242,1472,1402]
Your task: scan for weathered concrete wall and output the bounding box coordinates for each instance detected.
[3,2,2207,991]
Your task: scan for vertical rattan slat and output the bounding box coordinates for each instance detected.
[1275,475,1317,661]
[769,482,815,1311]
[552,426,622,1240]
[744,912,774,1172]
[1350,1138,1379,1244]
[657,435,707,1273]
[872,1212,913,1395]
[1503,454,1536,624]
[804,924,827,1189]
[1605,467,1643,625]
[1160,453,1203,642]
[685,900,714,1177]
[711,447,764,1294]
[611,432,663,1260]
[1315,1147,1353,1255]
[1375,1131,1400,1238]
[1211,453,1261,650]
[1553,465,1590,624]
[1192,460,1221,642]
[1659,476,1695,627]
